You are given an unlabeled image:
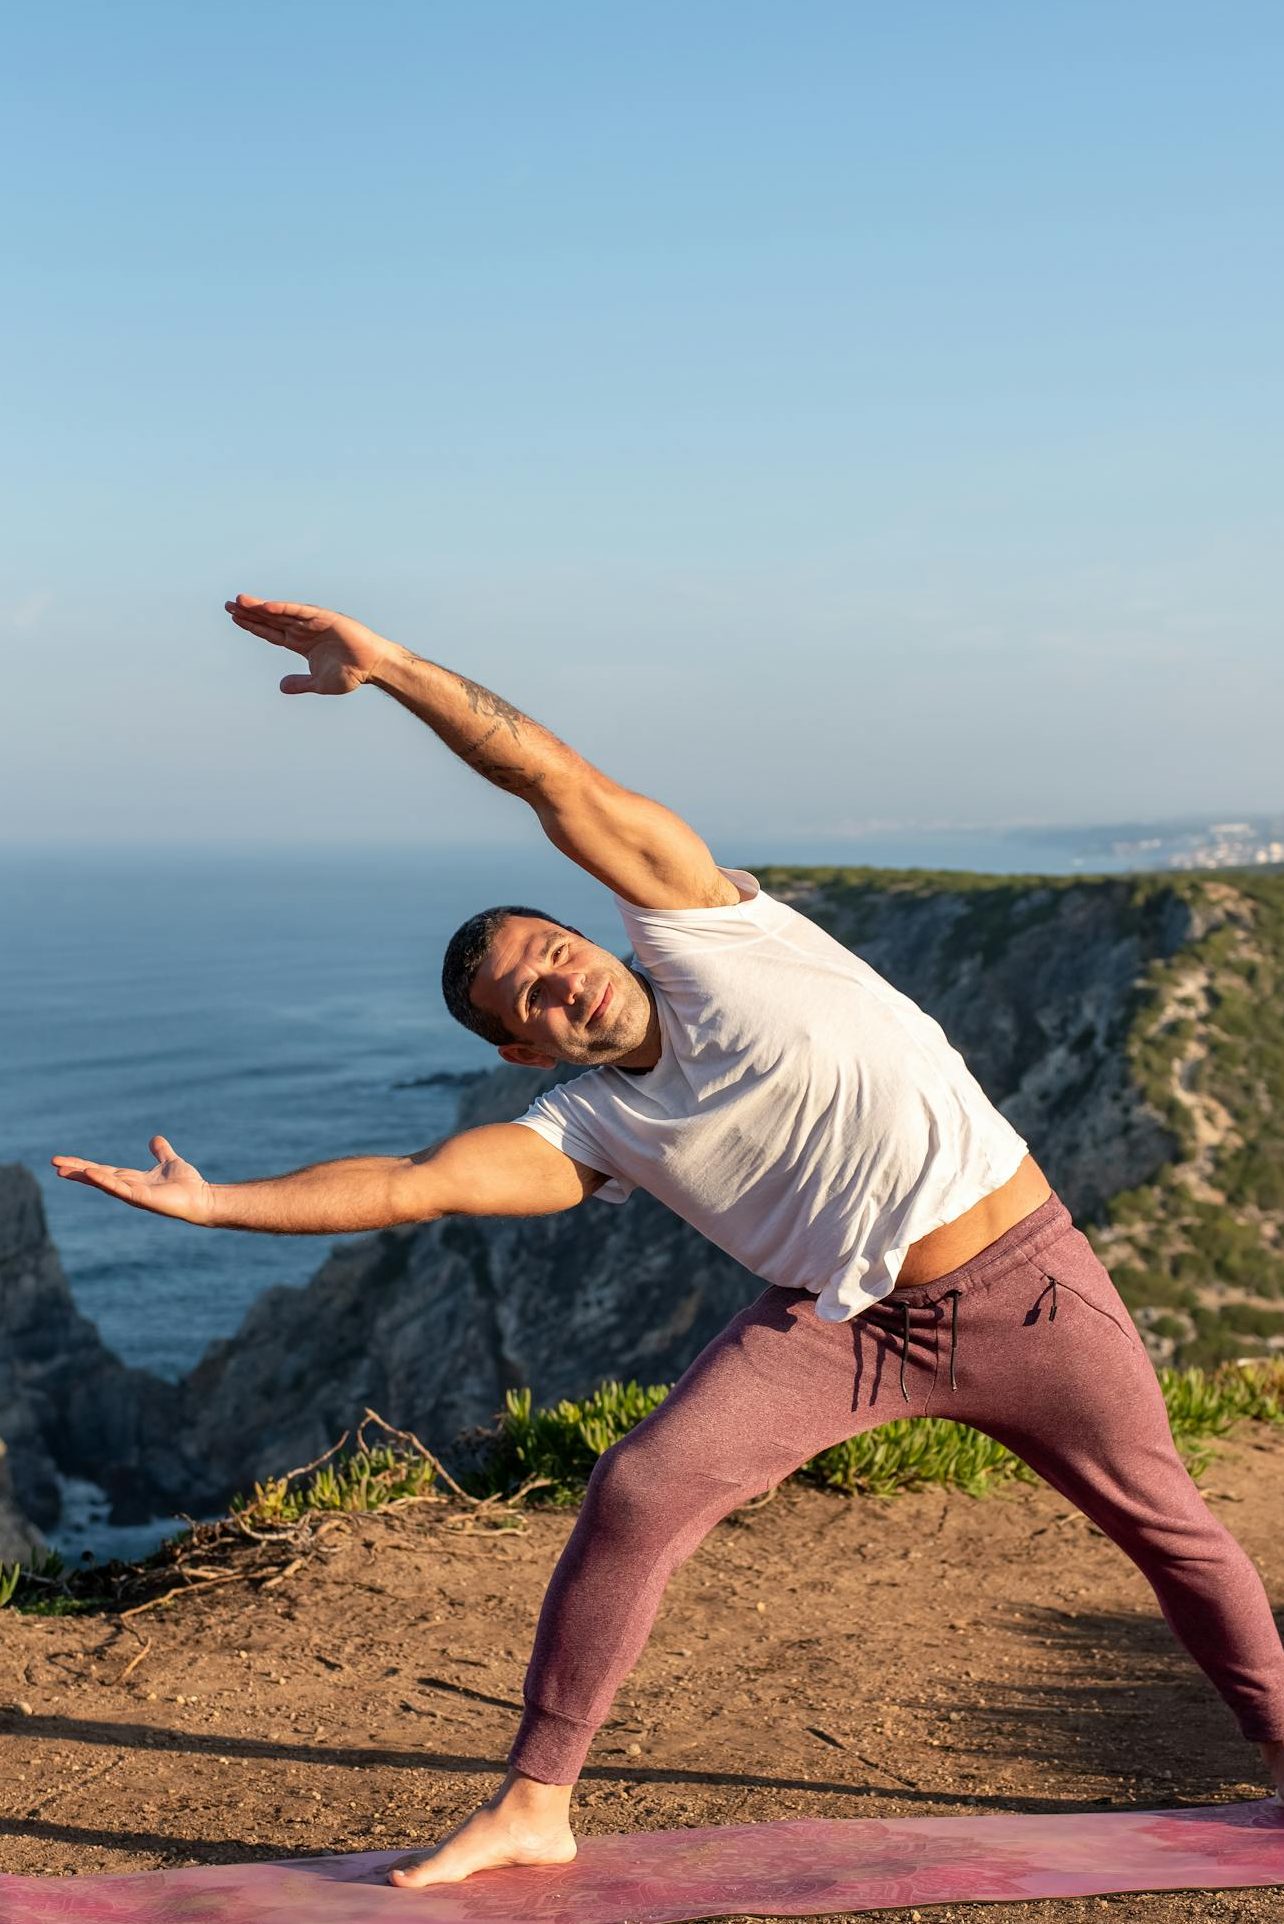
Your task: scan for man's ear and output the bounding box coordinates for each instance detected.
[498,1041,558,1070]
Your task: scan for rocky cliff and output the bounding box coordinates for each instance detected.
[0,1440,44,1563]
[3,865,1280,1530]
[0,1163,193,1527]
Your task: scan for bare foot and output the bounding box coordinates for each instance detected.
[387,1771,576,1888]
[1261,1740,1284,1805]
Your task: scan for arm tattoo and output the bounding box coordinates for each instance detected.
[470,753,539,796]
[458,675,526,741]
[456,674,543,796]
[463,720,505,762]
[462,717,539,795]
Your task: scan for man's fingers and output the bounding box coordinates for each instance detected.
[51,1158,137,1201]
[150,1135,177,1163]
[229,609,329,653]
[228,607,295,634]
[227,593,291,615]
[279,673,318,695]
[230,607,297,632]
[227,595,322,620]
[227,598,295,630]
[229,614,301,649]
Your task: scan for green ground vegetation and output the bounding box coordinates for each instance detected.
[1097,874,1284,1365]
[469,1360,1284,1503]
[754,863,1102,964]
[4,1363,1283,1614]
[753,863,1200,971]
[229,1438,441,1527]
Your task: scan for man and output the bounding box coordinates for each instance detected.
[54,596,1284,1889]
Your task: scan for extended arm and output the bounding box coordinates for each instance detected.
[226,595,739,911]
[52,1124,601,1233]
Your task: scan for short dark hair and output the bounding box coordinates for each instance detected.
[441,904,568,1046]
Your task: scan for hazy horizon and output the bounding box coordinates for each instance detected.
[3,810,1282,844]
[4,808,1280,866]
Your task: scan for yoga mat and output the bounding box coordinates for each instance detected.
[3,1801,1282,1922]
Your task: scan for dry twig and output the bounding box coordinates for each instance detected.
[360,1407,478,1504]
[116,1637,152,1683]
[121,1571,256,1618]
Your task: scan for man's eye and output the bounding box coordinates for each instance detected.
[528,984,541,1013]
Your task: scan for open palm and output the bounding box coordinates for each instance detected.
[51,1137,214,1224]
[225,594,393,695]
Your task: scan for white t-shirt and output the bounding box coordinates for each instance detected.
[513,868,1029,1321]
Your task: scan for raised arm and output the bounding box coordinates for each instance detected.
[226,595,739,911]
[51,1124,601,1234]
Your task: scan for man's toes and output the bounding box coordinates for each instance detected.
[387,1856,434,1887]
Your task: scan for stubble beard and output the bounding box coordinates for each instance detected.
[561,967,651,1066]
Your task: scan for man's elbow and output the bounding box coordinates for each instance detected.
[388,1159,451,1227]
[530,756,603,832]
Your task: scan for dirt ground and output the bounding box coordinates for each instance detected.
[3,1425,1284,1923]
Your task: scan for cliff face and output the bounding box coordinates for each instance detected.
[180,1193,760,1501]
[3,867,1274,1528]
[0,1164,192,1527]
[0,1440,44,1563]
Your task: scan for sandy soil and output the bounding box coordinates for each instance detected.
[2,1425,1284,1923]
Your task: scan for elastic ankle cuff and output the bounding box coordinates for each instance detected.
[508,1704,595,1785]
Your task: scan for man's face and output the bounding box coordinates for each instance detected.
[471,915,656,1069]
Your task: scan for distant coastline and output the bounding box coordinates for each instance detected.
[3,809,1280,874]
[761,812,1284,876]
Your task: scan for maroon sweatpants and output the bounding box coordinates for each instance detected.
[509,1194,1284,1783]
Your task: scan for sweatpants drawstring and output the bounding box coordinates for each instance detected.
[899,1290,963,1399]
[900,1275,1052,1403]
[942,1288,961,1391]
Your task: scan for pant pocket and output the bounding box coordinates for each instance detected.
[1024,1228,1141,1350]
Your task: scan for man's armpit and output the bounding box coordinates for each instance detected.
[568,1154,609,1196]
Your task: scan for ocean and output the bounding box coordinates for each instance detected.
[1,827,1144,1556]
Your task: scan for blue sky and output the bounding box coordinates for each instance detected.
[3,1,1280,848]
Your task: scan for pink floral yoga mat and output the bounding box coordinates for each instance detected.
[3,1801,1283,1923]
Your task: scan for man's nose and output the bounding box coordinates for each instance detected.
[547,967,586,1006]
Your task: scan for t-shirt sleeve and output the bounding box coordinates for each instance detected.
[511,1084,636,1206]
[612,865,785,972]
